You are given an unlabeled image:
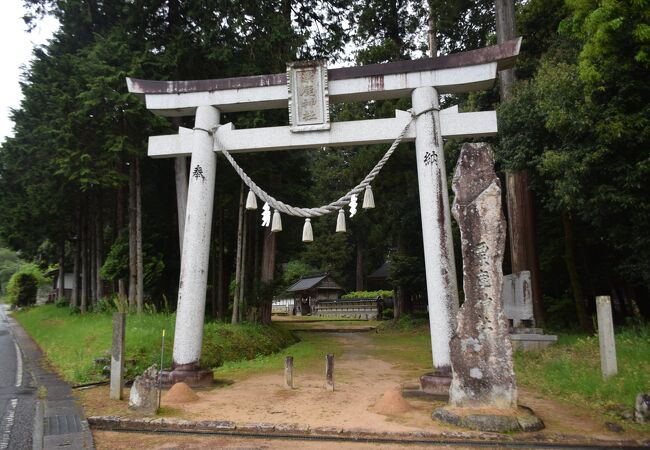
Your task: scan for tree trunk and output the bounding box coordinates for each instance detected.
[231,182,245,324]
[175,155,188,253]
[393,287,401,320]
[238,210,248,323]
[355,241,364,291]
[253,222,260,295]
[496,0,544,326]
[210,195,219,319]
[128,160,137,311]
[95,194,104,301]
[562,212,592,332]
[58,240,65,301]
[505,171,544,325]
[495,0,517,99]
[80,208,88,313]
[89,201,97,306]
[71,230,80,309]
[259,226,276,325]
[427,0,438,57]
[217,205,225,320]
[116,183,126,299]
[136,157,144,313]
[211,235,217,319]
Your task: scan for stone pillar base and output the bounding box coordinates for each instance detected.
[432,405,544,432]
[419,367,452,397]
[159,363,213,388]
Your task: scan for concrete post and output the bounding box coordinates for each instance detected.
[325,354,334,391]
[109,312,126,400]
[596,295,618,379]
[412,87,460,370]
[284,356,294,389]
[166,105,220,386]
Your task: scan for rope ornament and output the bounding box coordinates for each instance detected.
[211,106,439,238]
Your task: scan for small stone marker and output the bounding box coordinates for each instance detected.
[635,393,650,424]
[109,312,126,400]
[325,354,334,391]
[502,271,534,327]
[448,142,516,409]
[284,356,294,389]
[596,295,618,380]
[128,365,160,415]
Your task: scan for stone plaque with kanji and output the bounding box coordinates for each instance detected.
[287,60,330,132]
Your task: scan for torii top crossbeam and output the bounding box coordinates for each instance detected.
[127,38,520,116]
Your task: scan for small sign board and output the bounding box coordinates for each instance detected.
[287,60,330,132]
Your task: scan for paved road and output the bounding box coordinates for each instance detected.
[0,304,93,449]
[0,304,35,450]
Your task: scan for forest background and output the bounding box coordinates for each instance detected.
[0,0,648,331]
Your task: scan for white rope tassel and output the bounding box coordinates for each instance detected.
[246,190,258,210]
[362,185,375,209]
[302,218,313,242]
[271,210,283,232]
[336,209,346,233]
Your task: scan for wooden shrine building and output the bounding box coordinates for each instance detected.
[286,273,344,315]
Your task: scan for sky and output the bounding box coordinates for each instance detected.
[0,0,58,144]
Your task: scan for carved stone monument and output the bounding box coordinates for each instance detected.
[128,365,160,415]
[433,143,543,432]
[449,142,516,409]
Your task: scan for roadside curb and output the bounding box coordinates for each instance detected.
[8,313,95,450]
[88,415,650,448]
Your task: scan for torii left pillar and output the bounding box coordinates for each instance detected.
[160,105,220,386]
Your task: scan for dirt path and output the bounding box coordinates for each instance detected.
[82,330,649,448]
[178,331,433,432]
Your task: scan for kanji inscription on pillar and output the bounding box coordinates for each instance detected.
[287,60,330,132]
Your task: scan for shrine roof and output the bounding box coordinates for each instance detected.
[286,273,342,292]
[368,261,390,280]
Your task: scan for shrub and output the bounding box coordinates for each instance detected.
[7,263,48,306]
[341,290,394,300]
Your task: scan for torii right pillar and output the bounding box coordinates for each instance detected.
[412,86,460,395]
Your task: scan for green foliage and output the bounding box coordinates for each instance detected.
[200,322,297,368]
[214,332,341,379]
[341,290,393,299]
[516,326,650,427]
[14,304,297,383]
[277,260,316,292]
[388,251,425,293]
[8,273,38,307]
[0,247,23,295]
[100,235,128,282]
[6,263,49,306]
[377,313,429,332]
[499,0,650,298]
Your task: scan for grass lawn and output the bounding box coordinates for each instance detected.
[369,318,650,427]
[515,326,650,425]
[14,304,296,384]
[215,332,343,380]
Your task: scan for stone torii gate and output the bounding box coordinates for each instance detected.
[127,38,521,386]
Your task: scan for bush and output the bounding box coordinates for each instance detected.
[7,263,48,306]
[341,290,394,300]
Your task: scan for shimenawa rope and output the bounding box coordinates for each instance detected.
[197,106,438,218]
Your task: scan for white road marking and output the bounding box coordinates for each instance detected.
[0,398,18,450]
[13,341,22,388]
